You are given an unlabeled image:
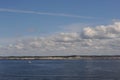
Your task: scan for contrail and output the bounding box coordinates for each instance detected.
[0,8,94,19]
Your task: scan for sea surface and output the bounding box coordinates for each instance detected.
[0,59,120,80]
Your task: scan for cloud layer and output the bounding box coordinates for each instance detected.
[1,22,120,56]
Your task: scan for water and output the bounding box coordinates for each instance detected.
[0,59,120,80]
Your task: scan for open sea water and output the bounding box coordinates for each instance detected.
[0,59,120,80]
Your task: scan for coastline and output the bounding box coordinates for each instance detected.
[0,55,120,60]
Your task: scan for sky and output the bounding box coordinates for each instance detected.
[0,0,120,56]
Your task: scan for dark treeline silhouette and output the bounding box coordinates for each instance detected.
[0,55,120,60]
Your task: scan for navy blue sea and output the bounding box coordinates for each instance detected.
[0,59,120,80]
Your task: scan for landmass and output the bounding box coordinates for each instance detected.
[0,55,120,60]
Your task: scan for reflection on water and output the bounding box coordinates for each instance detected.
[0,59,120,80]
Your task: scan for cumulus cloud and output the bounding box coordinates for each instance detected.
[1,21,120,56]
[82,22,120,39]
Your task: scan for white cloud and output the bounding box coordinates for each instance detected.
[0,8,94,19]
[81,22,120,39]
[1,21,120,56]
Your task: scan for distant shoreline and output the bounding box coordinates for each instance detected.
[0,55,120,60]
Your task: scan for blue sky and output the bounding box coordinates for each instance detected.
[0,0,120,38]
[1,0,120,56]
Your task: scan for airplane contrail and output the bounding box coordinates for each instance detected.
[0,8,94,19]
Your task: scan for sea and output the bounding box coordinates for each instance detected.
[0,59,120,80]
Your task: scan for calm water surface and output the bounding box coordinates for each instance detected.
[0,59,120,80]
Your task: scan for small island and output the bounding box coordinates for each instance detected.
[0,55,120,60]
